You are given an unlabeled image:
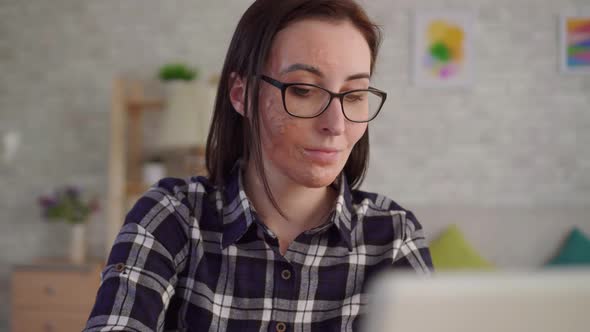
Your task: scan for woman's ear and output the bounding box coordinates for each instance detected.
[229,72,246,117]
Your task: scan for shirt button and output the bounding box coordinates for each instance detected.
[276,322,287,332]
[114,263,126,272]
[281,269,291,280]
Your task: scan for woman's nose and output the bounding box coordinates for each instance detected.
[317,97,346,136]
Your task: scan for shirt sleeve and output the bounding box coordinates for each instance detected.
[392,209,434,274]
[83,183,190,332]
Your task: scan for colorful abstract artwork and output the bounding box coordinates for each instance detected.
[414,11,474,87]
[561,14,590,73]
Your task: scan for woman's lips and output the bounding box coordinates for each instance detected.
[303,148,341,164]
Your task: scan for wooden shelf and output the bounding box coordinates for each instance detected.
[107,77,208,257]
[126,98,165,110]
[126,181,150,197]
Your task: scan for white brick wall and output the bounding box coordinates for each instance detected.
[360,0,590,207]
[0,0,589,329]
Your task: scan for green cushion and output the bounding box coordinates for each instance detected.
[547,228,590,266]
[429,224,494,270]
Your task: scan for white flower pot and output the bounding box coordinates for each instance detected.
[69,223,87,264]
[142,161,166,185]
[156,80,216,150]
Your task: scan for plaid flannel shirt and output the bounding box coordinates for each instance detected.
[84,165,433,331]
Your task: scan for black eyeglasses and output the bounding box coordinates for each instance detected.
[260,75,387,123]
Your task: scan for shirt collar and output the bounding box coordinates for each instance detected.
[220,162,356,251]
[331,173,355,251]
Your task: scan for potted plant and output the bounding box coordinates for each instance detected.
[158,63,199,81]
[38,186,100,264]
[156,63,215,150]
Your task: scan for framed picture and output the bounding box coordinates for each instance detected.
[560,13,590,74]
[413,11,475,87]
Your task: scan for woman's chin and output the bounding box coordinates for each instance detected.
[293,165,341,188]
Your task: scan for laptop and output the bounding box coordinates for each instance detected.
[364,268,590,332]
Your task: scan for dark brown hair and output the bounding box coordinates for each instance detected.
[206,0,382,204]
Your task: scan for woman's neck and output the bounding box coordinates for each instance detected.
[243,159,337,242]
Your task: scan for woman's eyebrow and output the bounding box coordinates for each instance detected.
[281,63,322,76]
[280,63,370,81]
[346,72,370,81]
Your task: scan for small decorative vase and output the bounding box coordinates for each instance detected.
[142,159,166,185]
[69,223,87,264]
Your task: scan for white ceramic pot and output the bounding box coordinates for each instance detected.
[142,162,166,185]
[156,80,216,150]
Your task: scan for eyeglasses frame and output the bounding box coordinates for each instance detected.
[260,75,387,123]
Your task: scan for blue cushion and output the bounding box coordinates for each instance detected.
[547,228,590,266]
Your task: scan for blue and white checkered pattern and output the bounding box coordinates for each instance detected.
[83,166,433,331]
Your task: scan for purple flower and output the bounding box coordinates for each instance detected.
[88,198,100,213]
[64,186,80,199]
[37,185,101,224]
[38,196,58,208]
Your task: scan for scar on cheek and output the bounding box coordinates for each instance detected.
[265,110,293,136]
[279,117,302,137]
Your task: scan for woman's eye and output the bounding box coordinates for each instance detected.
[291,87,312,97]
[345,92,365,102]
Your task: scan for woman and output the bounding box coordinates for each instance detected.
[84,0,433,331]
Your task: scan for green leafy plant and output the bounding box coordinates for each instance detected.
[158,63,199,81]
[37,186,100,224]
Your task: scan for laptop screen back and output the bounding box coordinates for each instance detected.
[365,269,590,332]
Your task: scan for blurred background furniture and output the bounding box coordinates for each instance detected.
[106,76,215,257]
[11,261,101,332]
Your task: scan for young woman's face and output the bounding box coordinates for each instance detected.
[258,19,371,188]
